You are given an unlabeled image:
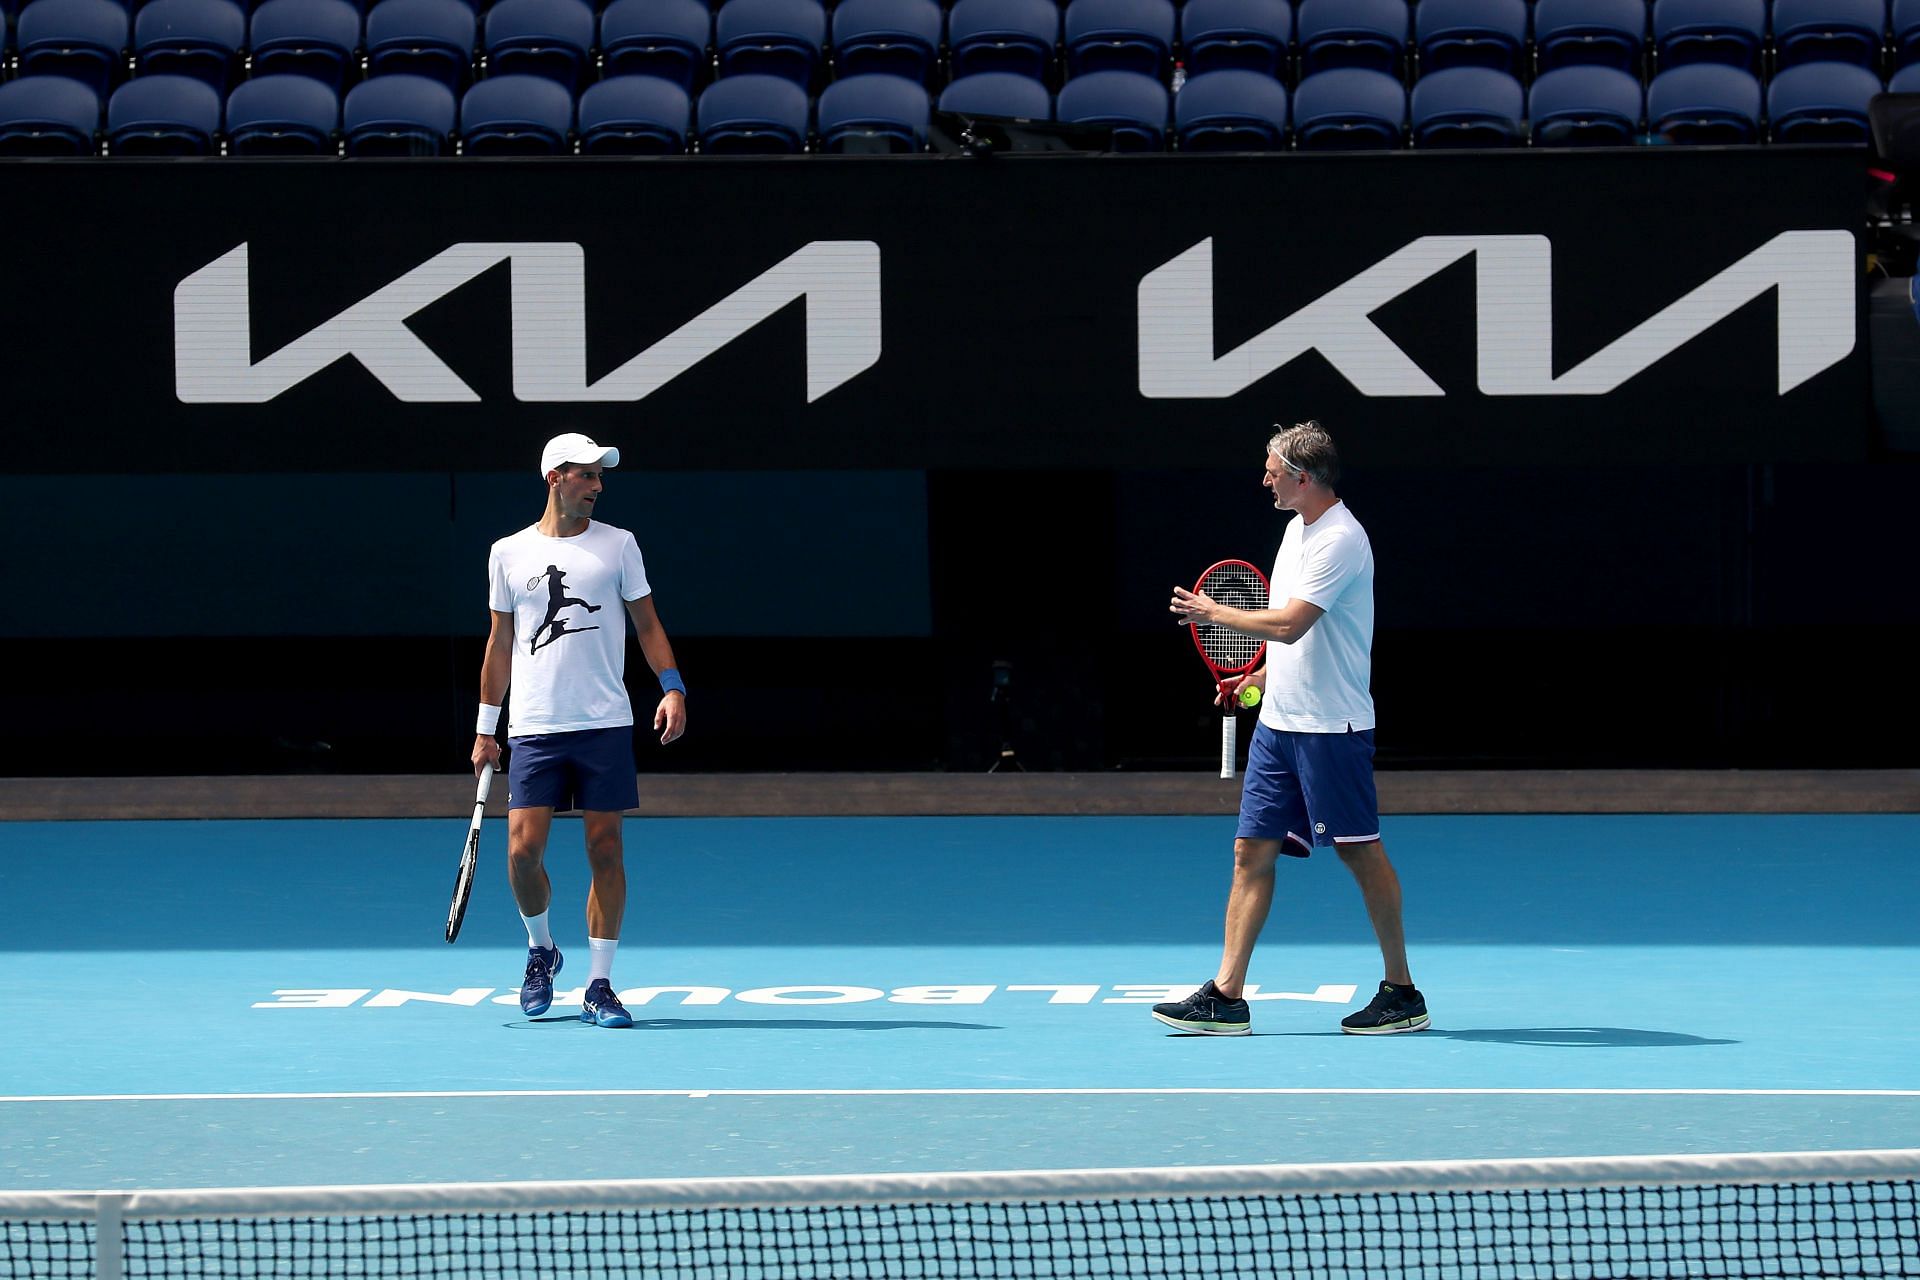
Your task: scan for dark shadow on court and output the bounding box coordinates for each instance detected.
[1265,1027,1738,1047]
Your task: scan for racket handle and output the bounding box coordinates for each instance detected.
[1220,713,1237,780]
[475,761,495,807]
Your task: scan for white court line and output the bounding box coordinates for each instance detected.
[4,1088,1920,1104]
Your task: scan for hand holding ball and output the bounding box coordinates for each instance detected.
[1238,685,1262,709]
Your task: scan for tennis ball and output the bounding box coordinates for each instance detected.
[1239,685,1262,708]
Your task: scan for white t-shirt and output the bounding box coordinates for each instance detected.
[487,522,652,737]
[1259,501,1376,734]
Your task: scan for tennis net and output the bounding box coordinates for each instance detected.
[4,1148,1917,1278]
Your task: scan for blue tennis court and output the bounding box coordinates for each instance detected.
[4,811,1917,1193]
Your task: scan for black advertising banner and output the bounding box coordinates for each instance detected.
[0,148,1870,473]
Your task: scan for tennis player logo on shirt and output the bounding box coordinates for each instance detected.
[526,565,603,655]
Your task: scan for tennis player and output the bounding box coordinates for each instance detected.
[1157,421,1426,1037]
[472,433,688,1030]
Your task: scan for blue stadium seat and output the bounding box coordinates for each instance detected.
[937,68,1053,116]
[1173,66,1286,149]
[1410,64,1523,146]
[1896,59,1920,86]
[1647,61,1762,141]
[16,0,131,98]
[1767,60,1881,142]
[343,70,456,152]
[1178,0,1290,78]
[946,0,1058,81]
[1063,0,1175,78]
[1054,66,1166,148]
[830,0,942,84]
[106,72,220,152]
[1652,0,1765,70]
[599,0,710,89]
[1532,0,1647,75]
[817,70,929,150]
[0,75,101,154]
[577,73,691,151]
[1295,0,1408,76]
[1415,0,1527,75]
[482,0,595,88]
[714,0,827,86]
[365,0,476,91]
[460,71,572,151]
[1528,63,1643,144]
[134,0,246,90]
[696,70,809,150]
[1899,0,1920,67]
[224,71,339,150]
[1292,64,1405,147]
[1771,0,1887,71]
[248,0,361,90]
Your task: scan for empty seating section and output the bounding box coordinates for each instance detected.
[0,0,1908,153]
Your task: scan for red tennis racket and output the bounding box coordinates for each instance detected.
[1188,559,1270,778]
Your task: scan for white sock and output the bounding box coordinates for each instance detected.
[588,937,618,983]
[522,911,553,950]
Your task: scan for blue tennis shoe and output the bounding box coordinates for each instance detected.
[519,945,563,1017]
[580,979,633,1029]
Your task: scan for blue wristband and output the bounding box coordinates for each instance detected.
[659,668,686,696]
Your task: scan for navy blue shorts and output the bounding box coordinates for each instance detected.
[1237,723,1380,857]
[506,726,639,814]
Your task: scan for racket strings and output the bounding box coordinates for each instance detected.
[1195,565,1269,669]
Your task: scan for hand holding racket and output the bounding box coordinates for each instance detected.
[1173,560,1270,779]
[445,762,493,944]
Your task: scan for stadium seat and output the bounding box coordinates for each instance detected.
[1896,59,1920,87]
[1770,0,1888,70]
[1063,0,1176,78]
[830,0,942,84]
[1054,66,1166,149]
[1899,0,1920,67]
[1647,61,1762,141]
[1173,66,1286,149]
[817,70,929,150]
[16,0,131,98]
[714,0,827,86]
[106,72,220,152]
[1178,0,1290,78]
[1295,0,1408,76]
[0,75,101,154]
[1532,0,1647,75]
[482,0,595,88]
[364,0,476,91]
[946,0,1059,81]
[247,0,361,90]
[1528,63,1643,144]
[134,0,247,91]
[1767,59,1881,142]
[342,70,455,152]
[1652,0,1766,70]
[224,70,339,151]
[696,70,809,150]
[1415,0,1528,75]
[576,73,691,151]
[937,68,1052,117]
[1410,64,1523,146]
[1292,64,1405,147]
[599,0,710,89]
[460,71,572,151]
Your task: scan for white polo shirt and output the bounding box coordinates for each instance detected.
[487,521,651,737]
[1259,501,1376,734]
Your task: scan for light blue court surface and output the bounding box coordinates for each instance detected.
[2,814,1917,1190]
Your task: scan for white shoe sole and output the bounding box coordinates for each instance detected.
[1152,1010,1252,1035]
[1341,1014,1431,1036]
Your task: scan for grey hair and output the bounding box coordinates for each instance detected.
[1267,420,1340,487]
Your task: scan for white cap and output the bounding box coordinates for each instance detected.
[540,433,620,477]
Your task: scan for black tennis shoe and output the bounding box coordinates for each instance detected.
[1340,981,1430,1035]
[580,979,633,1029]
[519,945,563,1017]
[1151,980,1251,1035]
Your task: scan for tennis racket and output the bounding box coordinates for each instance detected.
[1188,559,1270,779]
[445,762,493,944]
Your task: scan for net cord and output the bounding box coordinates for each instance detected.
[6,1149,1920,1224]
